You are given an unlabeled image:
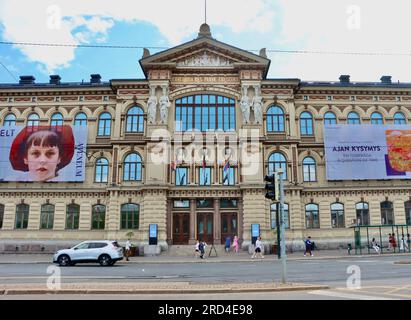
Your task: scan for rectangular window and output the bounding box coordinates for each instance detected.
[15,204,29,229]
[199,167,211,186]
[220,199,238,208]
[222,167,235,185]
[175,168,188,186]
[173,200,190,208]
[197,199,213,208]
[40,205,54,229]
[271,203,290,229]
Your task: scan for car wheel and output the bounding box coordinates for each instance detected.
[99,254,111,266]
[58,254,71,267]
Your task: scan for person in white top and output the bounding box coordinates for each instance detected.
[194,240,200,258]
[125,240,131,261]
[371,238,380,254]
[251,236,264,259]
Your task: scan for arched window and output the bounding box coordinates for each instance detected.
[40,204,54,229]
[123,153,142,181]
[305,204,319,228]
[380,201,394,225]
[331,203,345,228]
[347,112,360,124]
[371,112,383,125]
[51,113,63,126]
[74,112,87,126]
[324,112,337,125]
[0,204,4,229]
[394,112,406,125]
[98,112,111,136]
[270,203,289,229]
[15,204,29,229]
[95,157,109,183]
[92,204,106,230]
[4,113,16,126]
[303,157,316,182]
[268,152,287,180]
[405,201,411,225]
[66,203,80,229]
[356,202,369,225]
[300,111,313,135]
[27,113,40,127]
[126,106,144,133]
[121,203,139,229]
[175,95,235,132]
[266,106,285,132]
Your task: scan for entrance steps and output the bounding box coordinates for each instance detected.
[163,244,228,256]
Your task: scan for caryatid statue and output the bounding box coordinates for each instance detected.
[239,85,250,125]
[159,85,171,124]
[147,85,157,124]
[252,85,263,125]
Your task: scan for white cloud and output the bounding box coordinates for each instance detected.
[0,0,275,73]
[272,0,411,81]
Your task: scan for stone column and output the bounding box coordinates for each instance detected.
[189,199,196,244]
[79,202,92,231]
[27,202,41,230]
[319,201,331,229]
[393,199,406,224]
[238,197,244,247]
[213,198,221,244]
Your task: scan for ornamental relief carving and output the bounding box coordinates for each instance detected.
[177,52,233,67]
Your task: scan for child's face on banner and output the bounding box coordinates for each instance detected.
[24,144,61,181]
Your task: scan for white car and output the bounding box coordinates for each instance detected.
[53,240,123,266]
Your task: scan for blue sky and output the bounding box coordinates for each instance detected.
[1,0,411,84]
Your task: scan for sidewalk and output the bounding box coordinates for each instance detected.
[0,249,410,264]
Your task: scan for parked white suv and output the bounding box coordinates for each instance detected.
[53,240,123,266]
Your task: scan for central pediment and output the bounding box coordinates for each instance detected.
[139,26,270,78]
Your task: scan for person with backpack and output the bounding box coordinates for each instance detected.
[304,236,313,257]
[371,238,381,254]
[224,236,231,253]
[199,240,207,259]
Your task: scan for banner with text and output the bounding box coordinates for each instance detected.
[324,124,411,180]
[0,125,87,182]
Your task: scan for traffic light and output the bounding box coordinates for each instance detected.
[265,173,279,201]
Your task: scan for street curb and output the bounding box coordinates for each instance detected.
[0,285,330,295]
[393,261,411,264]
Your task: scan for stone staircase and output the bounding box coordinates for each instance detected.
[163,244,228,256]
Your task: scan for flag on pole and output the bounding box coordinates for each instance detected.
[202,154,206,169]
[223,173,228,184]
[180,173,186,186]
[223,156,230,173]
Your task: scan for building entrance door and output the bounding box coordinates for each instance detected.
[172,212,189,244]
[221,212,238,244]
[197,212,213,244]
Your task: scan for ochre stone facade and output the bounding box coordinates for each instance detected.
[0,25,410,252]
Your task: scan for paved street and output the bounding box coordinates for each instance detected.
[0,253,410,299]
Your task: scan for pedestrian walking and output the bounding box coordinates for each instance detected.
[194,240,200,258]
[392,233,397,252]
[304,236,313,257]
[232,235,239,254]
[224,236,231,253]
[199,240,207,259]
[407,234,411,250]
[125,239,131,261]
[371,238,380,254]
[388,233,393,251]
[251,236,264,259]
[400,234,408,252]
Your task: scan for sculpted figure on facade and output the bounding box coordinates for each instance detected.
[239,85,250,125]
[252,85,263,125]
[147,85,157,124]
[159,85,171,124]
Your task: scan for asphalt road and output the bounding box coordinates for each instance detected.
[0,256,410,299]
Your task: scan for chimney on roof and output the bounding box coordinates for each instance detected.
[49,75,61,85]
[380,75,392,84]
[90,74,101,84]
[339,75,350,84]
[19,75,35,85]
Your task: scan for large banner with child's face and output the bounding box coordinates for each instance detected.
[0,125,88,182]
[324,124,411,180]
